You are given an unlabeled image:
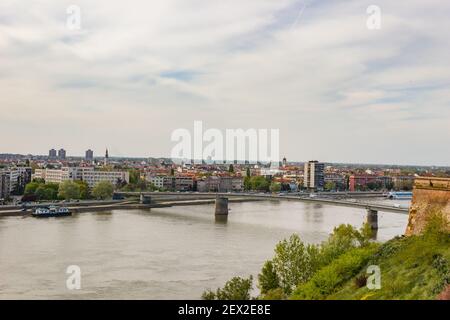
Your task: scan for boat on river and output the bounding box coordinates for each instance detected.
[32,206,72,218]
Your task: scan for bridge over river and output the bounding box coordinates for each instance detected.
[116,191,410,230]
[0,191,409,231]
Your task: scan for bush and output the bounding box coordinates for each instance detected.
[202,276,253,300]
[423,211,450,244]
[258,260,280,295]
[291,245,378,300]
[260,288,286,300]
[432,254,450,294]
[317,223,373,267]
[369,236,405,263]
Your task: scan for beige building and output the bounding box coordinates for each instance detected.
[33,167,129,188]
[304,161,325,190]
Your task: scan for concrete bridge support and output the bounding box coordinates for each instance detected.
[366,208,378,230]
[140,194,152,205]
[215,197,229,215]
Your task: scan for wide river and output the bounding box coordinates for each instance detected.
[0,199,409,299]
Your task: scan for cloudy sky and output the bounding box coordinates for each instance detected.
[0,0,449,166]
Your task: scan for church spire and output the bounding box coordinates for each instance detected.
[104,148,109,165]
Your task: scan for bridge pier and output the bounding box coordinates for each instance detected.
[366,208,378,230]
[215,197,229,215]
[140,194,152,205]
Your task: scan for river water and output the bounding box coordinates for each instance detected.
[0,199,409,299]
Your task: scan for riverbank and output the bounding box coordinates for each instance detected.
[0,198,264,217]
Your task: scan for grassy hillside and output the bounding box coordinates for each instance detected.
[204,213,450,300]
[326,233,450,299]
[293,214,450,300]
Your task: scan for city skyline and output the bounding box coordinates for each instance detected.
[1,1,449,166]
[1,149,449,169]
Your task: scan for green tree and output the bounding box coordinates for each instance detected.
[272,234,321,295]
[74,180,90,199]
[35,185,54,200]
[318,224,373,267]
[24,182,40,195]
[324,181,336,191]
[251,176,270,192]
[32,178,45,184]
[229,164,234,173]
[269,182,281,193]
[202,276,253,300]
[58,181,81,200]
[246,167,251,177]
[91,181,114,200]
[128,169,140,184]
[34,183,59,200]
[208,222,375,300]
[244,176,252,191]
[258,260,280,294]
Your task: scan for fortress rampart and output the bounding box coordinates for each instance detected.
[405,177,450,236]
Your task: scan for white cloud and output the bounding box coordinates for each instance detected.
[0,0,449,165]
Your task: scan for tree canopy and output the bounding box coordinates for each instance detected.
[91,181,114,200]
[58,181,81,200]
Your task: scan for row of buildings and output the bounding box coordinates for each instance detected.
[0,167,32,200]
[348,174,414,191]
[302,161,415,191]
[48,148,97,161]
[1,151,421,200]
[48,148,66,160]
[33,167,129,188]
[146,175,244,192]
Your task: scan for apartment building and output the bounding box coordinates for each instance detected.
[324,173,346,189]
[85,149,94,161]
[146,175,194,191]
[48,149,57,159]
[33,167,129,188]
[197,176,220,192]
[304,161,325,190]
[349,174,392,191]
[147,175,166,189]
[196,176,243,192]
[58,149,66,160]
[217,176,244,192]
[0,167,32,195]
[0,171,11,199]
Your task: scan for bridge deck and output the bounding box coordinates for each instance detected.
[118,192,409,214]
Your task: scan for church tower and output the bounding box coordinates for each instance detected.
[104,148,109,165]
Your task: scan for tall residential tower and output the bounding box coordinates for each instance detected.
[304,160,325,191]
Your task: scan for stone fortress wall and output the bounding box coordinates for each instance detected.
[405,177,450,236]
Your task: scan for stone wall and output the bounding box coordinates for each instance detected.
[405,177,450,236]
